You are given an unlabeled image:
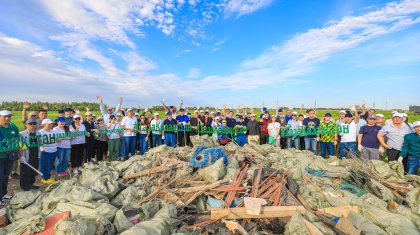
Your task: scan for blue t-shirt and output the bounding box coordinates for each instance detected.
[226,117,236,128]
[285,115,292,123]
[359,125,382,148]
[176,115,189,131]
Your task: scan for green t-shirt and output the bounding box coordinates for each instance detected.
[319,121,336,143]
[0,122,20,158]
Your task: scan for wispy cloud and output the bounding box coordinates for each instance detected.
[223,0,274,17]
[187,67,201,78]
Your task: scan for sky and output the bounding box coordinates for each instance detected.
[0,0,419,109]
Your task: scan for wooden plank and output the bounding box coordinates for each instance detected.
[317,206,359,218]
[303,219,323,235]
[244,197,267,215]
[123,164,183,181]
[211,206,306,220]
[222,220,249,235]
[335,217,361,235]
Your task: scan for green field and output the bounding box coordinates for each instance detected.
[9,109,418,131]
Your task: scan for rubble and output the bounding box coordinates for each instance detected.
[1,143,420,234]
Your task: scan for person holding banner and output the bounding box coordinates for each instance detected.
[163,112,177,147]
[69,114,86,175]
[106,115,120,161]
[19,119,40,190]
[38,119,58,184]
[53,117,71,177]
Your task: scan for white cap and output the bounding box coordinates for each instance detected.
[211,111,215,114]
[0,110,12,116]
[127,108,133,112]
[413,121,420,128]
[339,110,346,114]
[215,117,220,120]
[135,112,139,116]
[391,111,398,115]
[375,114,384,118]
[41,119,53,125]
[291,111,298,115]
[200,110,204,112]
[73,114,81,119]
[250,113,257,117]
[392,113,403,118]
[401,113,408,117]
[154,112,159,116]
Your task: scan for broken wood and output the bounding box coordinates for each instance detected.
[222,220,249,235]
[303,219,323,235]
[244,197,267,215]
[335,217,361,235]
[317,206,359,218]
[211,206,306,220]
[123,164,183,181]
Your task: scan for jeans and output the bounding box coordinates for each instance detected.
[108,138,120,161]
[287,137,300,149]
[339,142,357,158]
[119,137,125,157]
[236,135,247,146]
[139,134,148,155]
[152,134,162,148]
[320,142,335,158]
[407,155,419,175]
[124,136,137,158]
[39,151,57,180]
[0,157,13,198]
[164,133,177,148]
[56,148,70,174]
[304,137,318,155]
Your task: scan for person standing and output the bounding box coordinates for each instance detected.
[19,119,40,190]
[69,115,86,175]
[121,109,138,159]
[97,96,123,124]
[176,108,190,146]
[339,107,360,158]
[285,110,293,123]
[150,113,163,148]
[82,112,97,163]
[398,121,420,175]
[378,113,412,162]
[260,111,271,144]
[358,116,381,160]
[38,119,58,184]
[246,114,260,145]
[234,115,247,146]
[298,114,306,150]
[203,111,213,136]
[218,119,230,145]
[319,113,337,158]
[302,109,320,155]
[278,115,288,149]
[137,115,149,155]
[163,112,177,147]
[0,110,20,200]
[189,110,201,137]
[287,112,302,149]
[53,117,71,177]
[94,117,108,161]
[106,115,120,161]
[267,116,280,146]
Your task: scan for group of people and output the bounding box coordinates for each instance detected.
[0,98,419,204]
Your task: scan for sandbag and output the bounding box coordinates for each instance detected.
[55,217,97,235]
[111,186,146,208]
[5,215,45,235]
[55,201,118,221]
[79,166,120,199]
[407,187,420,215]
[284,214,310,235]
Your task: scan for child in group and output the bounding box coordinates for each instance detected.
[39,119,58,184]
[53,117,71,177]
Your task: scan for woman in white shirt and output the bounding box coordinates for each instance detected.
[53,117,71,177]
[69,114,87,174]
[38,119,58,184]
[267,116,280,146]
[106,115,120,161]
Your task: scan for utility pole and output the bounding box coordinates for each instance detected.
[386,101,388,111]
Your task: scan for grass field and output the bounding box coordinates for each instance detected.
[9,109,418,131]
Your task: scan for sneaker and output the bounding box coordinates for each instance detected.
[78,167,83,172]
[42,178,55,184]
[2,195,12,201]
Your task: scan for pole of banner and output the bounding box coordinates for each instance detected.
[21,160,43,176]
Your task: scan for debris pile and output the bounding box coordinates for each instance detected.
[1,142,420,234]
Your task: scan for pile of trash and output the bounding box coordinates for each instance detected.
[1,138,420,234]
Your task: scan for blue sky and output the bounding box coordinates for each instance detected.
[0,0,419,109]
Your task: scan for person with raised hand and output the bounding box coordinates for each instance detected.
[121,108,138,159]
[97,96,123,124]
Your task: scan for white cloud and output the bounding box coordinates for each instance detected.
[187,68,201,78]
[224,0,273,17]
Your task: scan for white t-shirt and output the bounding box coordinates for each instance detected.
[38,129,58,153]
[121,116,138,137]
[107,123,121,139]
[340,121,357,143]
[268,122,281,139]
[69,124,86,145]
[53,127,71,149]
[287,119,302,130]
[150,119,163,134]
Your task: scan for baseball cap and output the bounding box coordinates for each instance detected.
[324,113,332,117]
[391,111,398,115]
[292,112,298,115]
[368,116,376,120]
[135,112,139,116]
[413,121,420,128]
[345,113,353,118]
[64,108,73,112]
[97,117,104,121]
[401,113,408,117]
[29,111,38,116]
[73,114,81,119]
[107,107,114,110]
[56,117,66,123]
[41,119,53,125]
[210,111,214,114]
[277,108,283,112]
[25,119,37,125]
[375,114,384,118]
[392,113,403,118]
[154,112,159,116]
[58,110,65,114]
[279,115,285,118]
[92,114,96,117]
[262,107,267,111]
[169,105,174,109]
[339,110,346,114]
[116,113,122,116]
[250,114,256,117]
[127,108,133,112]
[215,116,220,120]
[216,112,221,116]
[238,115,243,119]
[180,108,185,112]
[166,112,172,116]
[205,111,209,115]
[109,115,116,119]
[0,110,12,116]
[200,110,204,113]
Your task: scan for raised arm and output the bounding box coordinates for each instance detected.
[178,99,183,111]
[112,97,123,115]
[22,101,30,122]
[351,105,360,124]
[161,99,169,112]
[97,96,106,115]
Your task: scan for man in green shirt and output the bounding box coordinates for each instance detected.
[0,110,19,202]
[398,121,420,175]
[319,113,338,158]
